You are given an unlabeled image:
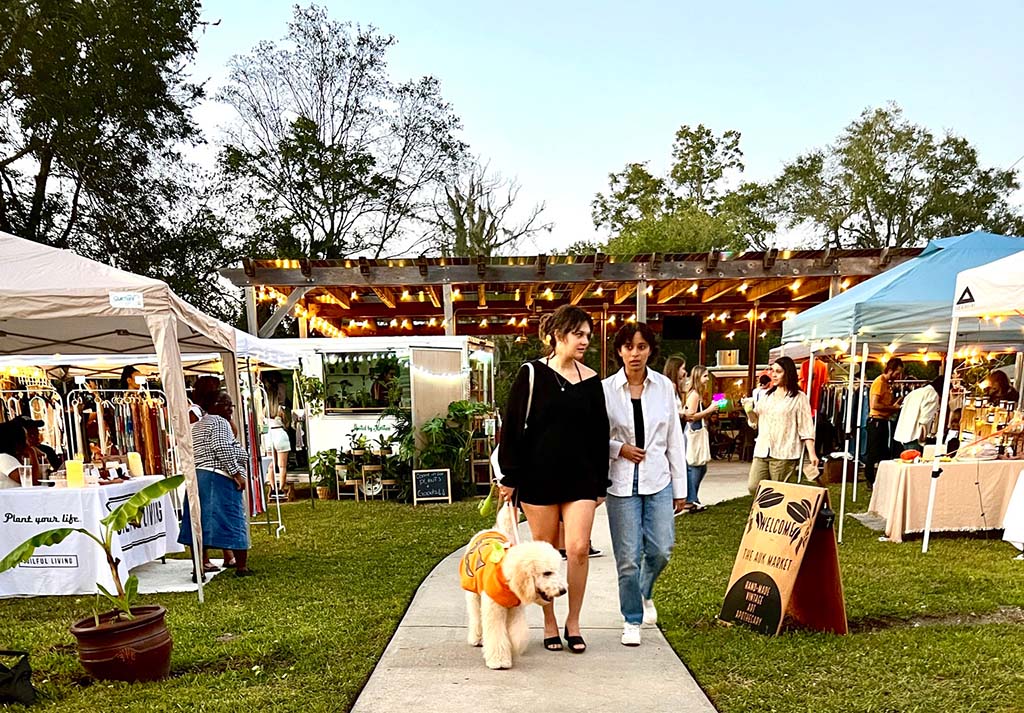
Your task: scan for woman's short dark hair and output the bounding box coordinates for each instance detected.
[612,322,659,366]
[537,305,594,355]
[770,356,801,398]
[192,375,222,413]
[929,375,945,394]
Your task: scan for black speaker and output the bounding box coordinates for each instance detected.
[662,315,702,340]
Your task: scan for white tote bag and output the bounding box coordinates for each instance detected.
[490,363,534,484]
[685,419,711,467]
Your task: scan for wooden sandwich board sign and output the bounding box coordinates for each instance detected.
[718,481,848,635]
[412,468,452,505]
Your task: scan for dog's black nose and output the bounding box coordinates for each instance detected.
[558,587,567,597]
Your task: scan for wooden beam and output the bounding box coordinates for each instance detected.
[701,280,739,303]
[425,286,441,308]
[614,282,637,305]
[524,285,535,308]
[370,286,396,309]
[745,279,790,302]
[258,287,311,339]
[570,282,593,306]
[322,287,351,309]
[477,284,487,308]
[656,280,688,304]
[792,277,831,301]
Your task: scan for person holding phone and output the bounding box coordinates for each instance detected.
[682,365,725,512]
[744,356,818,494]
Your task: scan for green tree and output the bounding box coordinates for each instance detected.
[218,4,465,259]
[592,125,777,253]
[775,104,1024,248]
[431,161,551,256]
[0,0,203,245]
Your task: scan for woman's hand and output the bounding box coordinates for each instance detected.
[673,498,687,514]
[498,485,515,502]
[233,474,246,492]
[619,444,646,463]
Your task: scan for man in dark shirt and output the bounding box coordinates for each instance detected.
[13,416,61,472]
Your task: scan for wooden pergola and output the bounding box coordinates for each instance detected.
[222,247,921,380]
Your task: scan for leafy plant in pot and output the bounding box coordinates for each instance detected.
[311,449,339,500]
[0,475,184,682]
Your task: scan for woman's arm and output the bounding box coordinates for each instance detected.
[796,394,818,466]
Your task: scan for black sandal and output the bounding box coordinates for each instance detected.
[564,626,586,654]
[543,635,563,651]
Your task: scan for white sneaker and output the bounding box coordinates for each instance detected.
[642,598,658,626]
[621,622,641,646]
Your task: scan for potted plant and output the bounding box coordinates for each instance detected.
[297,373,326,415]
[0,475,184,682]
[375,433,393,456]
[349,432,368,457]
[310,449,338,500]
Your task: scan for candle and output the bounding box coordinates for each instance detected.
[66,460,85,489]
[127,451,145,477]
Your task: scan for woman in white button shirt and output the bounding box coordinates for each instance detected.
[603,323,687,647]
[745,356,818,494]
[0,422,31,488]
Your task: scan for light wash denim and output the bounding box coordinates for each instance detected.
[686,463,707,506]
[605,466,676,625]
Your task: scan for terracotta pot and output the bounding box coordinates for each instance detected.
[316,485,332,500]
[69,605,172,682]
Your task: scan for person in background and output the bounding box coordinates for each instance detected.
[894,376,943,452]
[662,354,688,421]
[682,365,724,512]
[13,416,61,473]
[985,370,1019,406]
[753,373,771,405]
[603,323,686,647]
[265,403,291,498]
[744,356,818,494]
[0,421,32,487]
[498,305,609,654]
[120,365,142,391]
[864,358,905,490]
[178,386,254,579]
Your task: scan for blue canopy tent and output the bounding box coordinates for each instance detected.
[779,231,1023,542]
[782,231,1024,348]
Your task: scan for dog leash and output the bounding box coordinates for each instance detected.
[505,501,520,547]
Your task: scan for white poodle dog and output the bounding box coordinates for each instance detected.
[460,505,567,670]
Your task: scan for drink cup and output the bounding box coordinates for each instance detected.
[19,462,32,488]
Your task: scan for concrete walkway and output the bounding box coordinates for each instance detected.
[352,462,750,713]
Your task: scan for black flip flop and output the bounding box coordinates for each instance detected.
[564,626,586,653]
[543,635,563,651]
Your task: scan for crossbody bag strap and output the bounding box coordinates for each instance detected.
[523,362,534,429]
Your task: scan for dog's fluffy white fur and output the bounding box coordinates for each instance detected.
[465,505,567,670]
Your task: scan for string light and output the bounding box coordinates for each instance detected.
[726,331,736,339]
[645,285,653,296]
[790,279,801,294]
[687,283,698,295]
[544,287,554,301]
[401,290,410,301]
[738,282,749,293]
[453,288,462,300]
[595,286,603,296]
[514,288,521,301]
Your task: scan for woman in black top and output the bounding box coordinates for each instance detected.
[498,305,609,653]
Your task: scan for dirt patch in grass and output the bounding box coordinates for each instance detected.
[850,605,1024,633]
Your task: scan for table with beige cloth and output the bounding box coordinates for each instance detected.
[867,459,1024,543]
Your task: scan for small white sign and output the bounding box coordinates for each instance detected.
[109,291,144,309]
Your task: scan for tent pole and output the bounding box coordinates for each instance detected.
[838,334,857,544]
[923,318,960,553]
[852,342,869,503]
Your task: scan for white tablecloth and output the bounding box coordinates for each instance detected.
[0,476,183,597]
[867,459,1023,543]
[1002,468,1024,552]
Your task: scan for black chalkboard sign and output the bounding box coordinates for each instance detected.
[412,469,451,505]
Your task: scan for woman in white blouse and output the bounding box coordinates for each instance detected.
[744,356,818,494]
[603,323,687,647]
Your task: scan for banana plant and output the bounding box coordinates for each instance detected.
[0,475,184,622]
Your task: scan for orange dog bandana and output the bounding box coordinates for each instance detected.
[459,530,521,608]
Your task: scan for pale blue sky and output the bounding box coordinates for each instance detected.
[191,1,1024,251]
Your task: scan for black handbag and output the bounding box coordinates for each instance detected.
[0,650,37,706]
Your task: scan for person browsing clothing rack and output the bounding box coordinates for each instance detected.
[497,305,609,654]
[864,358,904,490]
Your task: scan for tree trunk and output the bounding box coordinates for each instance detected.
[28,145,53,241]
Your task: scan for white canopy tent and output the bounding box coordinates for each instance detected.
[0,231,245,602]
[923,250,1024,552]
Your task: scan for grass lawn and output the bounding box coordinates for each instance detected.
[0,500,483,712]
[657,485,1024,713]
[3,489,1022,712]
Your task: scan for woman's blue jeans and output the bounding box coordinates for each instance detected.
[686,463,707,506]
[605,467,675,625]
